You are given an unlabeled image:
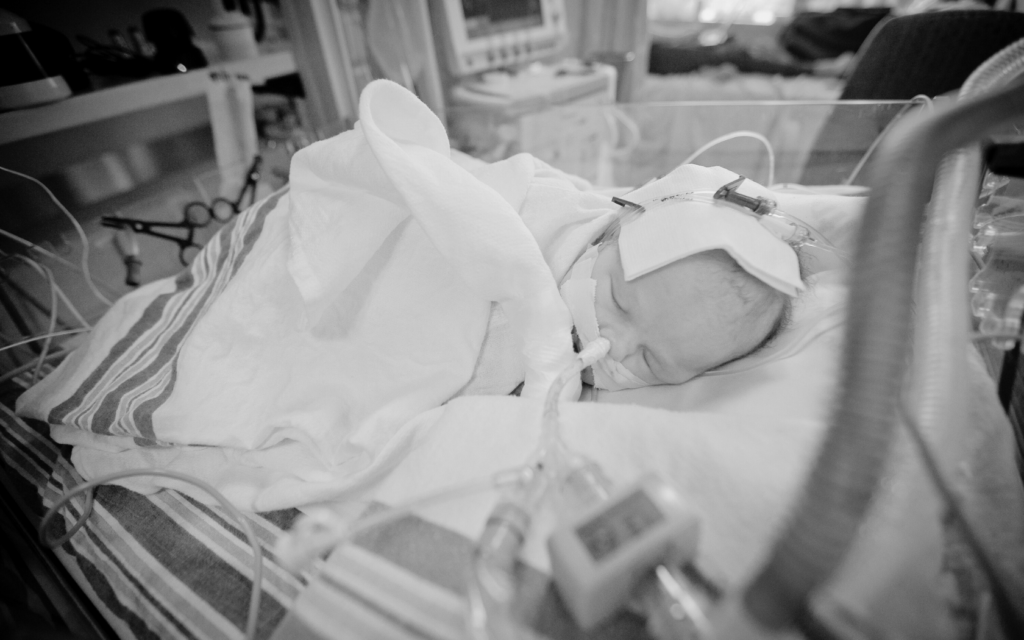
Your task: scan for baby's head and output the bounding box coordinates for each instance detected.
[560,186,805,390]
[586,240,791,387]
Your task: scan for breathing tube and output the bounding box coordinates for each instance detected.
[734,40,1024,636]
[466,338,611,640]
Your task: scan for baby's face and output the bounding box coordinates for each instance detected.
[590,241,786,385]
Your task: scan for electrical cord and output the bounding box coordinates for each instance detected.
[0,165,113,307]
[8,255,59,384]
[38,469,264,640]
[0,252,91,387]
[6,252,92,329]
[0,228,102,277]
[680,131,776,189]
[0,348,72,386]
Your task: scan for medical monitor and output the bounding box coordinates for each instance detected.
[433,0,568,77]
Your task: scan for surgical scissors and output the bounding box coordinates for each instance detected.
[183,156,263,225]
[101,156,263,266]
[101,215,204,266]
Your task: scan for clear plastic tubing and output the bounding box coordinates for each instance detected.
[467,338,611,640]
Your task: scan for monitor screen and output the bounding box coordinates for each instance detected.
[462,0,543,39]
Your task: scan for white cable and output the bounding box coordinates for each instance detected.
[0,228,89,274]
[680,130,776,189]
[0,329,89,355]
[0,165,113,307]
[6,252,91,329]
[37,468,263,640]
[9,256,59,384]
[844,95,933,186]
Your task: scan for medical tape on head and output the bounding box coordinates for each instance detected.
[617,197,804,297]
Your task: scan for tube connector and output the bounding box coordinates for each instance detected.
[577,337,611,369]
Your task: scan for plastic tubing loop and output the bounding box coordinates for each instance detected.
[740,75,1024,631]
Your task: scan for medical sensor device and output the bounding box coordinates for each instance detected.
[548,473,701,629]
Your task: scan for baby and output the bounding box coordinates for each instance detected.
[576,244,790,389]
[555,186,806,393]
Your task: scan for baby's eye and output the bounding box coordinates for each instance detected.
[610,281,626,314]
[641,348,657,381]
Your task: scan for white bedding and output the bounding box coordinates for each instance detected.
[15,79,869,514]
[15,78,1024,636]
[17,80,616,510]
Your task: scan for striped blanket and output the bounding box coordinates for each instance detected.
[36,188,283,449]
[2,397,648,640]
[0,401,304,640]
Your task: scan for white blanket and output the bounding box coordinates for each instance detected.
[16,80,618,510]
[17,80,870,517]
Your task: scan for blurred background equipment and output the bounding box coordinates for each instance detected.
[0,9,73,111]
[141,7,208,74]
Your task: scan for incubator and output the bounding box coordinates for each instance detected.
[261,73,1024,638]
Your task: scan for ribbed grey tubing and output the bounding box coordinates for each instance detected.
[909,37,1024,635]
[741,78,1024,630]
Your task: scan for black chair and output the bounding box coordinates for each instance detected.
[802,10,1024,185]
[841,9,1024,100]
